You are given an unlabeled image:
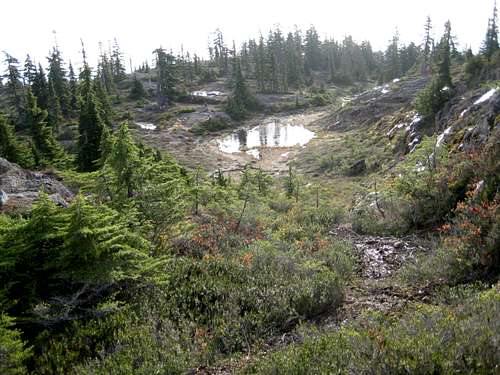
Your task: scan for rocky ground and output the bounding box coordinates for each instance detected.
[0,157,74,212]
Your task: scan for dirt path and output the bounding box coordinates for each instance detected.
[324,225,429,327]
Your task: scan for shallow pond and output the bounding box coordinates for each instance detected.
[218,121,315,156]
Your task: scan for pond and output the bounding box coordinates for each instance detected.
[218,121,315,156]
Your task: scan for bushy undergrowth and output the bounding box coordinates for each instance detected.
[242,283,500,375]
[354,130,499,284]
[0,159,352,373]
[191,116,230,135]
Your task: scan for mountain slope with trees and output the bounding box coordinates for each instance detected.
[0,5,499,374]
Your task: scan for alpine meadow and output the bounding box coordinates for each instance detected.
[0,1,499,374]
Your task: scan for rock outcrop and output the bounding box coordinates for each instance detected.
[0,158,73,212]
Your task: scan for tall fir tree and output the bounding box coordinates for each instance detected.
[77,61,106,172]
[32,64,49,111]
[47,80,63,131]
[107,122,140,200]
[438,21,453,88]
[24,88,62,164]
[383,30,401,81]
[3,53,24,117]
[47,46,71,117]
[153,47,176,107]
[111,38,127,81]
[68,62,79,116]
[481,0,500,59]
[226,59,257,120]
[23,55,37,85]
[422,16,434,73]
[0,112,34,168]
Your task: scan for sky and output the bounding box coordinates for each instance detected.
[0,0,495,71]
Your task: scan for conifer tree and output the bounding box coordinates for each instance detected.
[23,55,37,85]
[0,113,34,168]
[47,80,63,130]
[94,78,113,126]
[226,59,257,120]
[24,88,62,164]
[77,62,105,171]
[111,38,127,81]
[481,0,500,59]
[47,46,71,117]
[438,21,453,88]
[304,26,322,73]
[32,64,49,110]
[129,75,146,100]
[107,122,140,200]
[3,53,23,116]
[383,31,401,81]
[153,47,176,107]
[98,49,117,95]
[68,62,79,115]
[422,16,434,73]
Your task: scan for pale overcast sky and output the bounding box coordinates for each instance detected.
[0,0,495,71]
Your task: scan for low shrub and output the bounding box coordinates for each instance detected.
[191,117,230,135]
[242,284,500,374]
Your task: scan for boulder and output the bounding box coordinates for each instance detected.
[0,158,74,212]
[348,159,366,176]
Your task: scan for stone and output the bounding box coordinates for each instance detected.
[0,158,73,211]
[348,159,366,176]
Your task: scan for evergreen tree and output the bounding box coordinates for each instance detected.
[77,62,105,172]
[383,30,401,81]
[107,122,140,200]
[401,42,419,75]
[481,0,500,59]
[47,79,63,130]
[23,54,37,85]
[3,53,24,116]
[32,64,49,111]
[129,75,147,100]
[438,21,453,88]
[0,112,34,167]
[47,46,71,117]
[111,38,127,81]
[304,26,322,73]
[68,62,79,115]
[98,49,117,95]
[226,59,258,120]
[153,47,176,107]
[94,78,113,126]
[422,16,434,73]
[24,88,62,164]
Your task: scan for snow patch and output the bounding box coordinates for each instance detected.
[246,149,261,159]
[408,137,421,153]
[136,122,157,130]
[392,78,400,83]
[414,162,426,173]
[436,126,453,148]
[474,88,498,105]
[387,123,406,137]
[460,109,469,118]
[191,90,222,97]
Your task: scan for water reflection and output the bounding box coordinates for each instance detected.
[218,122,315,155]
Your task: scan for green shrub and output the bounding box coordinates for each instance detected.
[191,117,230,135]
[415,78,452,119]
[243,284,500,374]
[0,314,32,375]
